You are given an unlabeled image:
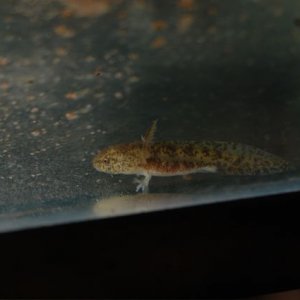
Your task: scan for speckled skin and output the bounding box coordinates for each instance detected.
[93,140,290,176]
[93,121,290,192]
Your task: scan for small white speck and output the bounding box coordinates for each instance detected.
[31,130,41,137]
[114,91,123,99]
[31,107,39,113]
[114,72,123,79]
[128,76,140,83]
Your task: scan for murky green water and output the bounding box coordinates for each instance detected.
[0,0,300,232]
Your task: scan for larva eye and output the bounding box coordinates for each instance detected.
[103,158,109,164]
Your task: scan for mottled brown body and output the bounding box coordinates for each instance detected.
[93,121,290,192]
[144,141,289,175]
[93,140,289,176]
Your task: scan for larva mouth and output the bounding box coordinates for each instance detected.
[92,155,103,171]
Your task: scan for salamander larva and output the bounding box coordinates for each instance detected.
[93,121,290,192]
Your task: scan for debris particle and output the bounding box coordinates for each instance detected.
[55,47,68,56]
[27,95,36,101]
[0,57,10,66]
[59,0,112,17]
[93,66,103,76]
[65,92,78,100]
[26,78,35,84]
[65,111,79,120]
[177,14,194,33]
[114,72,123,79]
[65,89,89,100]
[0,81,10,90]
[78,104,92,114]
[30,107,39,113]
[177,0,194,10]
[60,8,73,18]
[54,25,76,38]
[31,130,41,137]
[128,53,139,60]
[65,104,92,121]
[114,91,123,99]
[53,57,61,64]
[151,20,168,31]
[85,56,96,63]
[151,36,167,48]
[126,76,139,84]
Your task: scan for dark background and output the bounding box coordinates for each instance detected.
[0,191,300,298]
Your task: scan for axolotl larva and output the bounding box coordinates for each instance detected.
[93,121,290,192]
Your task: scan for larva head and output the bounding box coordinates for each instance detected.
[93,143,143,175]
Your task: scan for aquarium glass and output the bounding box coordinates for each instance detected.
[0,0,300,232]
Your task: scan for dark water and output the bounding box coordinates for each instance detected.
[0,0,300,232]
